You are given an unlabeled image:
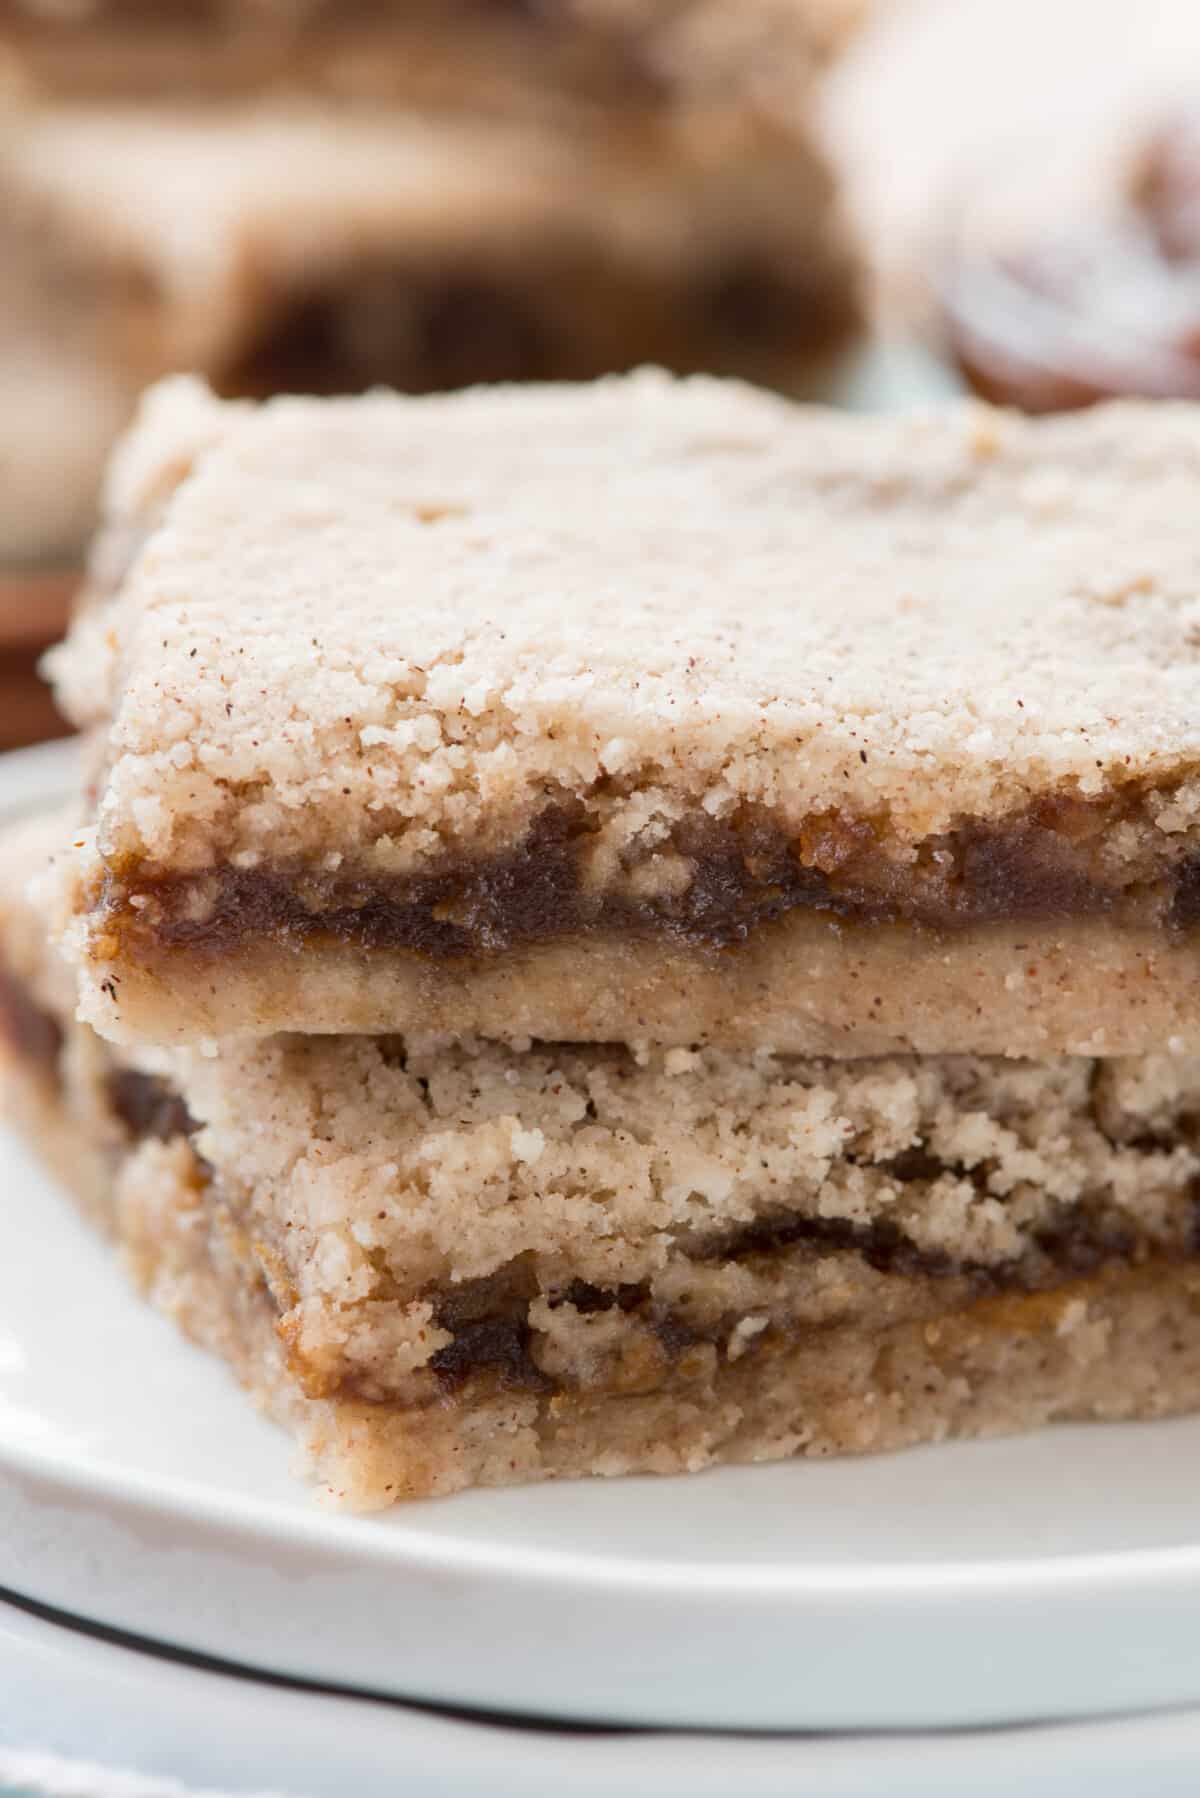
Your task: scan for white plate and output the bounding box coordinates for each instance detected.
[8,1595,1200,1798]
[7,740,1200,1737]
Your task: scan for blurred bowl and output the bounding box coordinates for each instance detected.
[934,111,1200,411]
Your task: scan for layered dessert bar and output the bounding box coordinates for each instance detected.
[0,0,862,563]
[49,373,1200,1059]
[8,814,1200,1503]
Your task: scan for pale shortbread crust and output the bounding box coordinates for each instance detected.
[73,913,1200,1059]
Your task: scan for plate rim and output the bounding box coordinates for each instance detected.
[10,1417,1200,1602]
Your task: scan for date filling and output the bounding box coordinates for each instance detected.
[98,787,1200,963]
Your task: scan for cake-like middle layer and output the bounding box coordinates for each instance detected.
[10,957,1200,1502]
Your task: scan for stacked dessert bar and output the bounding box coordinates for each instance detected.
[0,0,863,566]
[8,370,1200,1505]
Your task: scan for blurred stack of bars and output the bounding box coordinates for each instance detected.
[0,0,869,747]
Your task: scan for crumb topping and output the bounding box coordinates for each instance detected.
[50,376,1200,889]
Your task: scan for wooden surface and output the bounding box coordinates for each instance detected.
[0,573,76,752]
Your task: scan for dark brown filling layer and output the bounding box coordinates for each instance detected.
[424,1155,1200,1396]
[106,1068,199,1146]
[0,965,62,1075]
[214,244,853,406]
[111,789,1200,962]
[430,1257,556,1394]
[217,265,562,403]
[0,965,202,1151]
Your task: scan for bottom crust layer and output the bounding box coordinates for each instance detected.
[11,1053,1200,1508]
[77,915,1200,1058]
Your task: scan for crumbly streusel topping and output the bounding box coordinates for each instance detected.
[50,374,1200,880]
[168,1030,1200,1308]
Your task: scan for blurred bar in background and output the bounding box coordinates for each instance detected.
[0,0,870,750]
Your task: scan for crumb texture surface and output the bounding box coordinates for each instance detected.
[52,377,1200,881]
[174,1033,1200,1291]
